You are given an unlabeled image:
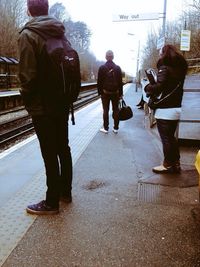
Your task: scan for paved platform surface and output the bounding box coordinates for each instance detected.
[1,83,200,267]
[0,90,20,97]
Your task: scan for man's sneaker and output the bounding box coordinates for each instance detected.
[60,194,72,203]
[100,128,108,134]
[152,165,181,174]
[113,128,118,134]
[26,200,59,215]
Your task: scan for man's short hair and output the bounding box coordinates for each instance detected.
[106,50,114,61]
[27,0,49,16]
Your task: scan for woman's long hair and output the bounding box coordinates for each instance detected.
[158,44,188,75]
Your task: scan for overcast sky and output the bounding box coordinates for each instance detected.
[49,0,192,75]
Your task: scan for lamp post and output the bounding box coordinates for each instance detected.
[157,0,167,50]
[127,33,140,91]
[162,0,167,43]
[135,40,140,92]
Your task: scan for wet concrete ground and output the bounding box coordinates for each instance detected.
[2,82,200,267]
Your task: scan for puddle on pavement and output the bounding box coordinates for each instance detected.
[83,179,108,190]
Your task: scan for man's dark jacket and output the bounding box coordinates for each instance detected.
[97,61,123,97]
[18,16,71,116]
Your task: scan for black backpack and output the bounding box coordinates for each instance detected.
[23,27,81,125]
[103,65,118,92]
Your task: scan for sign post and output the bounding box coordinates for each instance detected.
[112,8,165,88]
[157,37,165,50]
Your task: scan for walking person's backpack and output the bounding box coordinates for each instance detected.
[103,65,118,93]
[22,27,81,125]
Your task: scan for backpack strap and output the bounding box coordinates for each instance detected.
[104,65,115,73]
[70,104,75,125]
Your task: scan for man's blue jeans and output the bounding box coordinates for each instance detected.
[156,119,180,166]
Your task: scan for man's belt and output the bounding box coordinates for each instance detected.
[103,89,119,95]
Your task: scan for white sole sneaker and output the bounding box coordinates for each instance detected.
[152,165,181,174]
[153,165,169,173]
[100,128,108,134]
[112,129,118,134]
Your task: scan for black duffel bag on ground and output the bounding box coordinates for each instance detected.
[118,99,133,121]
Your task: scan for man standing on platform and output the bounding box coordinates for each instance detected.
[97,50,123,134]
[18,0,80,215]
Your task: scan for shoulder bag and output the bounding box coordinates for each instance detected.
[148,82,181,110]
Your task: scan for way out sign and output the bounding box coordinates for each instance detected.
[180,30,191,51]
[112,13,160,22]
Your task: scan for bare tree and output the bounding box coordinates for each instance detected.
[49,2,93,81]
[0,0,26,57]
[190,0,200,11]
[140,30,159,73]
[64,20,91,53]
[49,2,91,53]
[49,2,70,21]
[140,11,200,74]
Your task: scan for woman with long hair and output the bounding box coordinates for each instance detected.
[145,44,188,174]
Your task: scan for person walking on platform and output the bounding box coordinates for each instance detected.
[18,0,80,214]
[145,44,188,174]
[97,50,123,134]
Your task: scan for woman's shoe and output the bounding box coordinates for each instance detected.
[152,164,181,174]
[153,165,171,173]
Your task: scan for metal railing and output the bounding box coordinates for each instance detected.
[141,75,200,141]
[176,86,200,141]
[187,58,200,69]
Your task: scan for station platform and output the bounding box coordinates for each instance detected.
[0,83,200,267]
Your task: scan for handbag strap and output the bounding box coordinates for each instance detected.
[154,82,181,105]
[119,98,126,108]
[122,99,126,107]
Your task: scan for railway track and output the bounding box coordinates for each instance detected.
[0,89,99,149]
